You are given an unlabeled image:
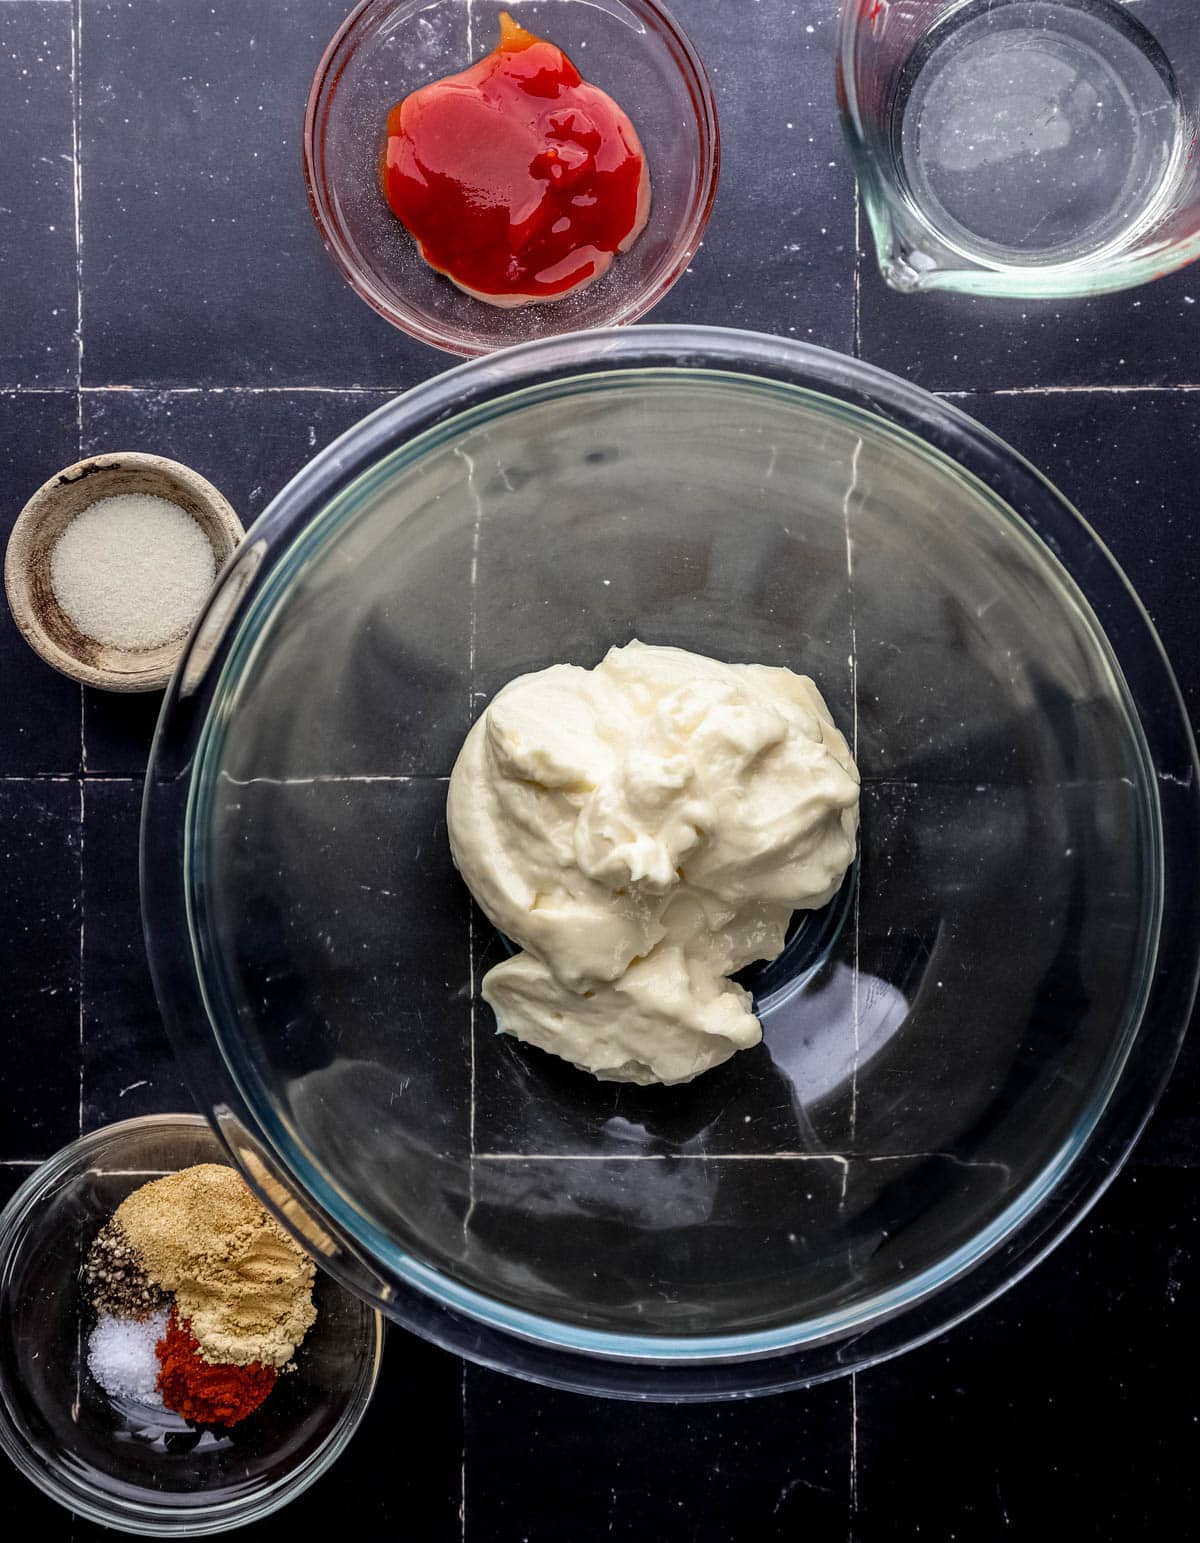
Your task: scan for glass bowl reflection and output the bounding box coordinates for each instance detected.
[142,327,1199,1399]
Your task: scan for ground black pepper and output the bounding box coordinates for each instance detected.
[82,1218,167,1318]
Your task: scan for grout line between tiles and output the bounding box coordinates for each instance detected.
[0,774,140,782]
[459,1362,468,1543]
[458,342,477,1535]
[850,1372,859,1533]
[0,384,408,396]
[70,0,85,770]
[69,0,82,436]
[6,381,1200,398]
[5,771,1021,789]
[475,1152,854,1163]
[67,1167,181,1177]
[0,774,77,782]
[467,909,477,1155]
[465,903,477,1240]
[842,436,861,1143]
[0,773,145,783]
[991,382,1200,396]
[862,777,1026,788]
[81,383,406,395]
[937,384,1200,398]
[470,1151,1019,1171]
[852,178,862,358]
[77,778,84,1139]
[461,442,484,1240]
[216,772,449,786]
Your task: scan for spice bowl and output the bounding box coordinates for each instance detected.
[4,452,244,693]
[304,0,719,355]
[0,1115,384,1536]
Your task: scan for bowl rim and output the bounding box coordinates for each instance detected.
[0,1113,386,1536]
[3,452,244,694]
[302,0,721,355]
[141,326,1200,1400]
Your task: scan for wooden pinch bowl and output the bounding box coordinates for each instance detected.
[4,451,243,693]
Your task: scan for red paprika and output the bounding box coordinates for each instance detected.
[155,1309,277,1426]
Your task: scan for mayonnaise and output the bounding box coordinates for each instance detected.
[447,641,860,1085]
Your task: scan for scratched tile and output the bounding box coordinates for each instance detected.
[956,388,1200,1170]
[0,1,76,387]
[859,242,1200,392]
[81,777,190,1127]
[653,0,855,349]
[855,1164,1200,1539]
[0,390,82,774]
[463,1361,850,1542]
[79,0,444,386]
[0,780,80,1157]
[958,390,1200,748]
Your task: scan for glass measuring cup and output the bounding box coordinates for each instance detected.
[838,0,1200,296]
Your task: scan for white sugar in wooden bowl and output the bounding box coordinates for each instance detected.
[51,493,217,652]
[4,453,244,692]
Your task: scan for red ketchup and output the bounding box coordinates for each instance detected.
[382,12,650,307]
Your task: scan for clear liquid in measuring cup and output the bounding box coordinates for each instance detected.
[895,0,1183,268]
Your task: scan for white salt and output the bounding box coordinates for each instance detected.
[87,1306,168,1408]
[51,493,216,651]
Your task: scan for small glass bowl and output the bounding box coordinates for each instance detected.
[0,1116,383,1536]
[303,0,719,355]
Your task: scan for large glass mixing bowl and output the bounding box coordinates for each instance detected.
[142,327,1199,1400]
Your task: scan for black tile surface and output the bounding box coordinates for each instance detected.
[0,391,81,776]
[0,2,77,389]
[239,1333,463,1543]
[0,0,1198,1537]
[81,778,189,1126]
[79,0,441,389]
[464,1363,850,1542]
[0,780,80,1157]
[654,0,855,350]
[959,388,1200,742]
[859,253,1200,393]
[79,386,394,772]
[952,388,1200,1171]
[854,1163,1199,1541]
